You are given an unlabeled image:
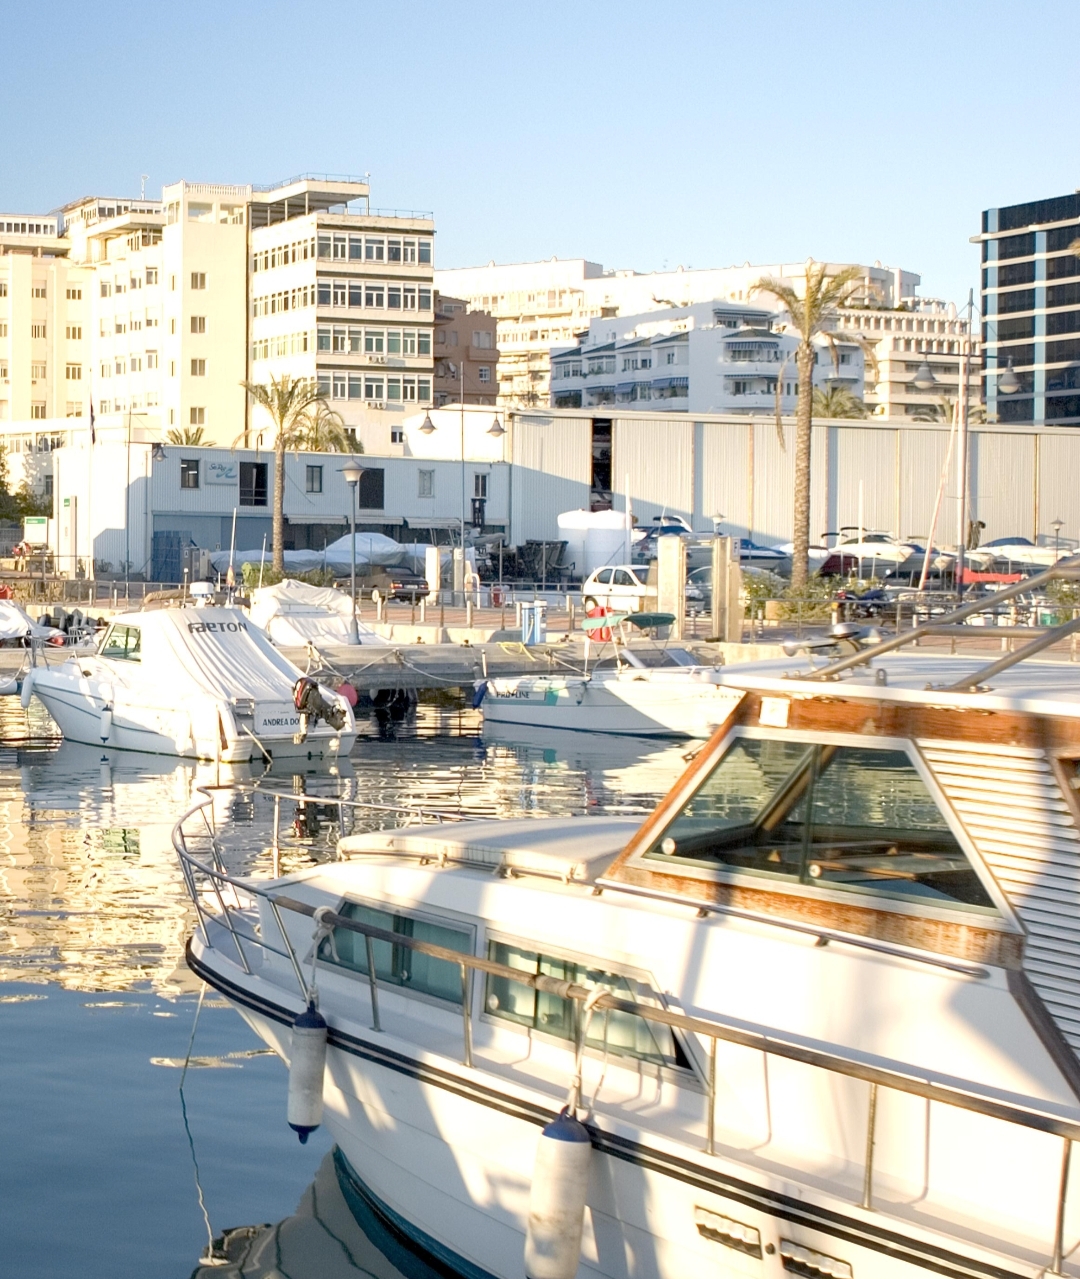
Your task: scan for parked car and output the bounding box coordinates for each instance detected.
[582,564,653,613]
[352,566,430,604]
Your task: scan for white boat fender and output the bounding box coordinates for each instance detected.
[471,679,488,709]
[0,675,20,697]
[19,669,34,710]
[99,705,113,743]
[524,1107,592,1279]
[287,999,328,1143]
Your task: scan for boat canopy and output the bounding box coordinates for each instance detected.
[100,607,302,701]
[626,612,676,630]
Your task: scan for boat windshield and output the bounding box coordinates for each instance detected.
[99,623,142,662]
[595,647,698,670]
[646,735,996,912]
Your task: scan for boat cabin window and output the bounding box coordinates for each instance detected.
[318,901,472,1004]
[485,941,690,1070]
[645,735,996,913]
[99,624,142,661]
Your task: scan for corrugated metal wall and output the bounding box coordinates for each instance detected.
[835,426,896,536]
[613,417,694,526]
[971,433,1036,544]
[898,426,952,540]
[1037,435,1078,547]
[510,414,591,544]
[700,420,751,536]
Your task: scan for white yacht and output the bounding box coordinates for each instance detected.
[24,607,355,762]
[179,564,1080,1279]
[481,614,741,739]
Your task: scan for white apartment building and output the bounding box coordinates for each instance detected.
[435,257,974,414]
[0,176,436,497]
[550,302,864,415]
[248,178,434,453]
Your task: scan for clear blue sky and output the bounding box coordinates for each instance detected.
[2,0,1077,306]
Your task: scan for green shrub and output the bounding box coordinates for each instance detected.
[240,563,342,591]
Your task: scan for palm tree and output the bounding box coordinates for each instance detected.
[238,375,326,573]
[811,385,869,419]
[166,425,206,445]
[751,263,869,587]
[298,400,357,454]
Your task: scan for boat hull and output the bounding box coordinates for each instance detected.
[189,936,1039,1279]
[482,675,740,739]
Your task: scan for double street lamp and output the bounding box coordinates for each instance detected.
[339,459,364,642]
[911,294,1020,599]
[419,394,503,604]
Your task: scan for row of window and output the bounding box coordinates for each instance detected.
[99,353,161,377]
[97,394,160,414]
[0,283,79,301]
[316,326,432,356]
[317,904,680,1070]
[316,371,432,403]
[318,280,432,311]
[315,233,432,266]
[182,458,332,495]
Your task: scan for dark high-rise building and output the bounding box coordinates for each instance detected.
[977,192,1080,426]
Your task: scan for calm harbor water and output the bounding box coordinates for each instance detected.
[0,698,689,1277]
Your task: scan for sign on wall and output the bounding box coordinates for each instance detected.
[206,459,239,485]
[23,516,49,545]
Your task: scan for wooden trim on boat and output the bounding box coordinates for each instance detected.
[609,862,1025,969]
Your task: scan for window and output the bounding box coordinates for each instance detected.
[100,281,112,298]
[65,402,83,417]
[387,238,402,263]
[419,288,432,310]
[391,427,404,444]
[190,407,205,425]
[333,280,347,307]
[319,901,471,1003]
[239,461,268,506]
[402,330,417,356]
[332,373,346,399]
[305,464,323,493]
[146,351,158,369]
[66,287,82,300]
[418,331,431,356]
[180,459,200,489]
[349,282,362,308]
[188,202,213,223]
[358,468,384,509]
[474,473,488,499]
[478,366,491,383]
[317,328,331,352]
[32,284,46,299]
[365,330,385,354]
[191,359,206,376]
[348,374,362,399]
[317,281,332,306]
[146,268,158,285]
[100,624,142,661]
[485,941,682,1067]
[66,364,82,381]
[365,238,385,262]
[66,325,82,341]
[418,240,432,265]
[32,324,46,339]
[473,330,493,349]
[31,363,47,380]
[366,284,385,308]
[190,272,206,290]
[418,469,434,498]
[364,375,384,400]
[333,235,347,260]
[332,327,347,353]
[645,736,996,913]
[317,235,332,259]
[31,403,46,419]
[191,316,206,334]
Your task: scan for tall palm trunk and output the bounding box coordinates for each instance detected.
[791,344,815,589]
[272,436,286,573]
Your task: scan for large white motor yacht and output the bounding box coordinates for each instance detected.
[179,572,1080,1278]
[24,607,355,762]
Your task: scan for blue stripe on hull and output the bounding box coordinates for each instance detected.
[333,1146,502,1279]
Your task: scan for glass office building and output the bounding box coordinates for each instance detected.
[978,193,1080,426]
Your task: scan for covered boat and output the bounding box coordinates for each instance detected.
[25,607,355,761]
[248,579,388,648]
[179,560,1080,1279]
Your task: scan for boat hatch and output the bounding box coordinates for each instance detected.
[637,733,999,914]
[338,816,638,883]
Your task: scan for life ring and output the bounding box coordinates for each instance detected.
[586,606,612,643]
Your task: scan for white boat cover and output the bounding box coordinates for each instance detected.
[0,600,61,641]
[248,580,388,647]
[110,607,303,701]
[210,533,429,577]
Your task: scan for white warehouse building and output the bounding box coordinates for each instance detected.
[549,302,863,414]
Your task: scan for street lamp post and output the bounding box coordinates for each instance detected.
[340,459,364,642]
[1052,517,1065,562]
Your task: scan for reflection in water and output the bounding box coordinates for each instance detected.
[192,1151,411,1279]
[0,695,688,1277]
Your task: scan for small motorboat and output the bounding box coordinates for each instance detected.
[969,536,1069,570]
[181,558,1080,1279]
[479,612,743,738]
[21,607,356,762]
